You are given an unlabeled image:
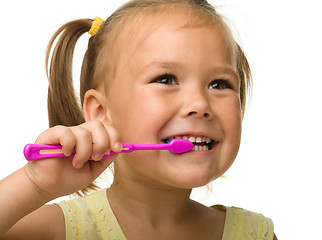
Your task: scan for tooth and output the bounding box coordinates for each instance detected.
[188,136,196,142]
[175,136,181,139]
[196,137,202,143]
[203,145,208,151]
[198,146,203,151]
[206,137,211,143]
[202,136,206,142]
[193,146,198,151]
[183,136,188,140]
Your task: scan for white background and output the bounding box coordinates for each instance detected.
[0,1,321,239]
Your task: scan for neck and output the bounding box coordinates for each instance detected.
[107,175,195,225]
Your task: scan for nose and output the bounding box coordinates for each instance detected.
[180,89,213,120]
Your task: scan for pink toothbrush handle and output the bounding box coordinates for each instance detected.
[23,139,193,161]
[133,139,193,153]
[23,143,134,161]
[132,143,169,151]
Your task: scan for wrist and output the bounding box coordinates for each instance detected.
[22,166,58,203]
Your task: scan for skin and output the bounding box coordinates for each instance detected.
[102,13,241,239]
[0,10,277,240]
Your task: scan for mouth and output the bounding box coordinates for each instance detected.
[161,135,217,151]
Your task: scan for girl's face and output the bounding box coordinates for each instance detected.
[106,12,241,189]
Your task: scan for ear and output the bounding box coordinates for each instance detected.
[83,89,111,123]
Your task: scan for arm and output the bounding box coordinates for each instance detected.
[1,203,65,240]
[0,121,121,238]
[0,168,64,239]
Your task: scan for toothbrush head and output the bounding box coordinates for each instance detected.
[168,139,194,153]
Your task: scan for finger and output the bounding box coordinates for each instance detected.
[80,121,123,160]
[91,157,115,179]
[69,126,92,168]
[102,123,123,153]
[80,121,111,161]
[35,125,76,156]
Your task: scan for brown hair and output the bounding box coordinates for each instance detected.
[45,0,252,195]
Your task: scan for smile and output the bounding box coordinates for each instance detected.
[162,135,216,151]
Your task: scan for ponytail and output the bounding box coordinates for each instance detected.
[46,19,106,196]
[46,19,92,127]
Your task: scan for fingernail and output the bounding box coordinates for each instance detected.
[94,154,102,160]
[75,162,83,169]
[114,141,122,151]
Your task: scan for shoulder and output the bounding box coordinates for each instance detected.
[57,188,121,239]
[57,188,107,214]
[211,205,275,240]
[57,189,106,226]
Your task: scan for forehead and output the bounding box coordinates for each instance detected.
[115,8,234,71]
[122,6,227,49]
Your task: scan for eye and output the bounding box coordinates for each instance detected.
[152,74,178,85]
[208,79,233,90]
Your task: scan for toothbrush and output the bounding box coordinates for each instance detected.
[23,139,194,161]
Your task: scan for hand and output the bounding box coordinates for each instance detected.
[24,121,122,199]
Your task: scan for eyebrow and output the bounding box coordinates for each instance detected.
[139,60,239,80]
[139,61,180,74]
[213,66,239,79]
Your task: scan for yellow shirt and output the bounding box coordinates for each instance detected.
[58,189,274,240]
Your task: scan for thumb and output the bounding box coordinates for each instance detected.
[90,155,117,179]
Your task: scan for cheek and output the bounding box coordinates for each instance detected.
[216,96,242,168]
[109,88,174,142]
[218,95,242,139]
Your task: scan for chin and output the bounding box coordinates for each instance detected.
[173,170,218,189]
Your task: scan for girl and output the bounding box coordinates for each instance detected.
[0,0,276,239]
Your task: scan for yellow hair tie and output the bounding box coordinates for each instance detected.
[89,17,104,36]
